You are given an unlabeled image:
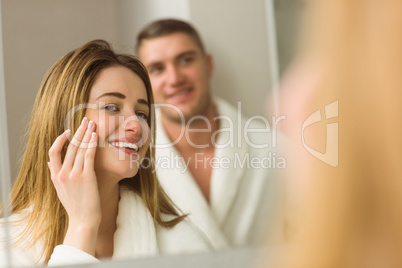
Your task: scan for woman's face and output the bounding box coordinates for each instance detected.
[84,66,151,184]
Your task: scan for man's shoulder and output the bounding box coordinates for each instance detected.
[213,96,239,117]
[213,96,282,150]
[213,96,267,127]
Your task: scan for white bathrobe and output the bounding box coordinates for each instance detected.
[154,97,285,249]
[0,187,211,267]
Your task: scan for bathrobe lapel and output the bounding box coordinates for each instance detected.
[209,98,247,227]
[155,110,229,249]
[154,98,247,249]
[113,188,158,260]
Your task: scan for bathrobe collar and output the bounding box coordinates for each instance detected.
[113,187,158,260]
[154,97,247,249]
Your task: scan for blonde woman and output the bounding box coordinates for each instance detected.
[0,39,211,266]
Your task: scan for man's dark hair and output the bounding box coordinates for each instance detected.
[136,18,206,54]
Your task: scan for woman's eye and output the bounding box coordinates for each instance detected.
[136,112,148,120]
[103,104,119,112]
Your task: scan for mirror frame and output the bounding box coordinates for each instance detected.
[0,0,281,267]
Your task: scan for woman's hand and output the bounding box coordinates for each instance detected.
[48,117,100,256]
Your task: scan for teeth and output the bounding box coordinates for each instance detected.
[111,142,139,151]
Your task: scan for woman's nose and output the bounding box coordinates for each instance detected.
[122,114,143,135]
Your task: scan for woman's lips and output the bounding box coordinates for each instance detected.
[109,139,140,155]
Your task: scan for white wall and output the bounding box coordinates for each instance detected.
[189,0,273,118]
[115,0,190,54]
[2,0,120,179]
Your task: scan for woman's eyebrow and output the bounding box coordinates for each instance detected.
[96,92,148,106]
[137,99,149,106]
[96,92,126,100]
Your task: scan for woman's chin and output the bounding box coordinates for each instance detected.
[95,166,139,183]
[121,167,140,180]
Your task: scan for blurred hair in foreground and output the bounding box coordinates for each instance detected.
[263,0,402,267]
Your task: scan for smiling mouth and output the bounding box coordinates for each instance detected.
[110,141,139,152]
[167,88,192,99]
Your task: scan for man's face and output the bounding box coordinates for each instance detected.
[138,33,213,123]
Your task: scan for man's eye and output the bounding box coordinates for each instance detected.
[103,104,119,112]
[149,65,164,75]
[179,57,193,65]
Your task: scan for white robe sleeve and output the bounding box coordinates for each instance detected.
[48,245,100,266]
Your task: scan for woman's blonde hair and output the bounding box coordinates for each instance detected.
[8,39,185,263]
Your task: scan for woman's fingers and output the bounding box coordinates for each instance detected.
[63,117,89,169]
[48,117,98,178]
[74,120,96,172]
[83,132,97,175]
[48,117,101,238]
[48,129,71,175]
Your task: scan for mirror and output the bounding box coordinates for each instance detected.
[1,0,304,266]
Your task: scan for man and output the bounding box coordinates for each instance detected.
[136,19,284,249]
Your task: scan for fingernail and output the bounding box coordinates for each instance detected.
[64,129,71,137]
[88,120,93,129]
[81,117,88,126]
[47,162,50,168]
[92,132,96,138]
